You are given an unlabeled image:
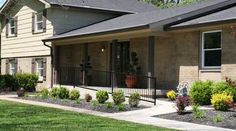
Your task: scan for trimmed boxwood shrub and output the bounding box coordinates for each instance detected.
[112,90,125,105]
[14,73,38,91]
[58,87,69,99]
[96,90,109,104]
[69,89,80,100]
[189,81,213,105]
[129,93,140,107]
[50,87,60,98]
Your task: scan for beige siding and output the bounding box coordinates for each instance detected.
[1,0,52,58]
[48,7,117,34]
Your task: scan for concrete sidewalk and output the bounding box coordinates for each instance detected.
[0,95,234,131]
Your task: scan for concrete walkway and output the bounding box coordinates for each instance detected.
[0,95,234,131]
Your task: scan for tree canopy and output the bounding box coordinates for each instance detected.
[141,0,205,8]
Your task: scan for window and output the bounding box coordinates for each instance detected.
[9,60,17,75]
[8,18,17,37]
[36,59,44,81]
[34,12,44,33]
[202,31,222,68]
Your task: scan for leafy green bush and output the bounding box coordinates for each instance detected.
[58,87,69,99]
[167,90,176,101]
[39,88,49,98]
[212,82,236,102]
[50,87,60,98]
[106,102,113,109]
[96,90,109,104]
[0,75,18,91]
[14,73,38,91]
[116,104,126,111]
[189,81,213,105]
[129,93,140,107]
[69,90,80,100]
[213,113,223,123]
[192,104,205,119]
[112,90,125,105]
[211,93,233,111]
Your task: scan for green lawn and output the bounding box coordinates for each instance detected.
[0,100,173,131]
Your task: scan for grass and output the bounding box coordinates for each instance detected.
[0,100,173,131]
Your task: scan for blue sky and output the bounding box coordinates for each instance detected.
[0,0,5,7]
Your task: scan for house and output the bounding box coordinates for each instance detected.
[0,0,157,89]
[1,0,236,95]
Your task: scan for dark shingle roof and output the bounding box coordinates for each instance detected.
[170,6,236,29]
[43,0,236,41]
[45,0,158,13]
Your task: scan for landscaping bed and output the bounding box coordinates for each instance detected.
[20,96,148,113]
[155,109,236,129]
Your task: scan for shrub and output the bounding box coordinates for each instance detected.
[192,104,205,119]
[189,81,213,105]
[96,90,109,104]
[91,100,99,108]
[167,90,176,101]
[50,87,60,98]
[106,102,113,109]
[112,90,125,105]
[213,113,223,123]
[116,104,126,111]
[211,93,233,111]
[58,87,69,99]
[85,93,92,102]
[212,82,236,102]
[39,88,49,98]
[176,96,190,115]
[14,73,38,91]
[69,90,80,100]
[129,93,140,107]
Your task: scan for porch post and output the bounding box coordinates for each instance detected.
[147,36,155,89]
[111,40,118,90]
[53,45,60,86]
[83,43,88,86]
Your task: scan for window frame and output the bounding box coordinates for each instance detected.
[34,12,44,33]
[201,30,222,69]
[8,18,16,37]
[36,59,44,81]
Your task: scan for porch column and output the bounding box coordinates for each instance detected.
[53,45,60,86]
[82,43,88,85]
[147,36,155,89]
[111,40,118,89]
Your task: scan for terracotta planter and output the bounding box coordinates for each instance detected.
[125,75,137,88]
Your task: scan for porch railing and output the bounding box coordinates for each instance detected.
[58,67,157,105]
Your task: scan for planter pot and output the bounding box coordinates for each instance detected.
[125,75,138,88]
[17,88,25,97]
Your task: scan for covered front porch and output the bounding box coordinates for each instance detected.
[47,29,172,104]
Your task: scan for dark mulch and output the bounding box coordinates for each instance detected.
[20,96,148,113]
[155,109,236,129]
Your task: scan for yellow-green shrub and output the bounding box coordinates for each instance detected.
[167,90,176,101]
[211,93,233,111]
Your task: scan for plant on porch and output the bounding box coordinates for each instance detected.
[125,52,141,88]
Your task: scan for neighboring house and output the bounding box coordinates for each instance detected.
[0,0,157,90]
[1,0,236,93]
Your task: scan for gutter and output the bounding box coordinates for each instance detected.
[43,42,53,88]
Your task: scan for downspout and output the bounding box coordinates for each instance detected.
[43,42,53,88]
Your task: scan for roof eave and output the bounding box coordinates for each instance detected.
[42,25,149,42]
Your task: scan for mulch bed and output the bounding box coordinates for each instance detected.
[19,96,148,113]
[155,109,236,129]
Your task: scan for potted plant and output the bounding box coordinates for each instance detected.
[125,52,141,88]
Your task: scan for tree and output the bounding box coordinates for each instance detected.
[141,0,205,8]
